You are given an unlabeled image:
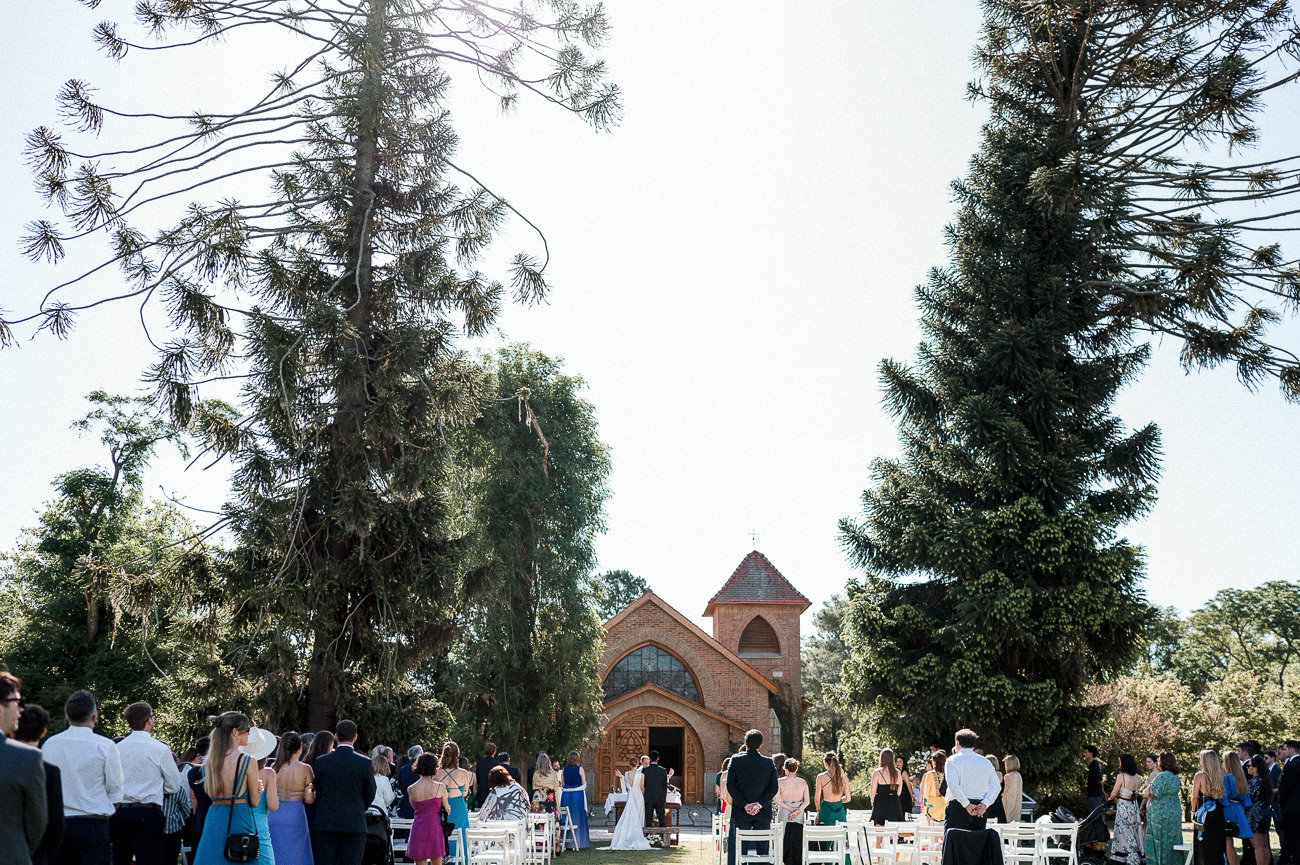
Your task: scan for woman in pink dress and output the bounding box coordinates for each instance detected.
[407,753,448,865]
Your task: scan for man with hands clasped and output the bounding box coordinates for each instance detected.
[943,728,1001,831]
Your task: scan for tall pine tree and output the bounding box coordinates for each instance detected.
[14,1,618,734]
[839,0,1300,786]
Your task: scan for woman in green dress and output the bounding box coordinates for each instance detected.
[1145,751,1184,865]
[815,752,851,865]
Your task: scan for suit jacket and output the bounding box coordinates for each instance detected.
[725,750,779,824]
[396,764,420,819]
[642,763,668,805]
[33,761,64,865]
[312,744,377,835]
[1279,757,1300,814]
[0,732,48,865]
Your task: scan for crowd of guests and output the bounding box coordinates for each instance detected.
[0,673,591,865]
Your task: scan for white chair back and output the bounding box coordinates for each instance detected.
[734,826,782,865]
[803,825,850,865]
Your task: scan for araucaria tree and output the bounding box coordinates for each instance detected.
[11,0,618,734]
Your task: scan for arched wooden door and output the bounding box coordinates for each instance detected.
[596,706,705,802]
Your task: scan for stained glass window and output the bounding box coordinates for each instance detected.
[602,645,701,703]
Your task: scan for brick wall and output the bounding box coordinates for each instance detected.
[710,603,802,755]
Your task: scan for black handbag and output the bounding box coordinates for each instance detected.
[224,755,260,863]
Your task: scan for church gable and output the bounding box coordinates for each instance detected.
[601,591,777,728]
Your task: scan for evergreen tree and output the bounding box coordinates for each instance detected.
[839,0,1300,787]
[0,393,233,744]
[593,569,650,620]
[801,596,857,755]
[11,1,618,732]
[442,344,610,755]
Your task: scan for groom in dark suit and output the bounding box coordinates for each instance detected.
[312,720,377,865]
[726,729,779,865]
[641,751,669,830]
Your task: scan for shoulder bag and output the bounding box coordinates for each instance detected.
[224,755,260,863]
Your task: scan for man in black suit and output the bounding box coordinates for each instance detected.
[475,743,500,808]
[14,705,65,865]
[1,672,49,865]
[725,729,779,865]
[642,751,669,831]
[311,720,377,865]
[1278,740,1300,865]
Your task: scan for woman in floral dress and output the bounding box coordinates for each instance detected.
[1109,754,1145,865]
[1145,752,1183,865]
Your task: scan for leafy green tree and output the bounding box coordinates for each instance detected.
[10,1,618,732]
[442,344,610,756]
[0,393,232,745]
[593,569,650,621]
[802,596,857,755]
[1170,582,1300,693]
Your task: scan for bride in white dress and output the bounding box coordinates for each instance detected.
[606,756,652,851]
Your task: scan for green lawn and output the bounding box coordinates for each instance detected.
[563,838,712,865]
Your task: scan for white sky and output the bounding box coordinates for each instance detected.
[1,1,1295,638]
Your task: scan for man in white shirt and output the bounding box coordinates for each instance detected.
[110,702,178,865]
[943,728,1001,831]
[42,690,123,865]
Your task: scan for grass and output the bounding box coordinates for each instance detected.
[561,837,712,865]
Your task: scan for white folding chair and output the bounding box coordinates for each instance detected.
[1173,844,1193,865]
[481,820,525,865]
[467,827,513,865]
[999,823,1037,865]
[803,825,850,865]
[1036,822,1080,865]
[910,824,944,865]
[558,807,580,852]
[861,825,901,865]
[390,817,414,858]
[525,813,554,865]
[734,826,782,865]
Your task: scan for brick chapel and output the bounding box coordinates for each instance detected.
[583,550,810,805]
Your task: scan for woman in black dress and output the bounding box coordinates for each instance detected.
[871,749,906,826]
[982,755,1007,823]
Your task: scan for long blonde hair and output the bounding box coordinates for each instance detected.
[1223,752,1248,795]
[204,712,251,798]
[825,752,848,797]
[1199,749,1225,800]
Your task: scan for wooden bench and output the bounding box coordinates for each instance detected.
[643,827,680,847]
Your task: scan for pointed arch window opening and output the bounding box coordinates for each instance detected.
[603,644,702,704]
[738,616,781,655]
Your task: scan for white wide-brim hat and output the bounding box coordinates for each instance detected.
[240,727,277,761]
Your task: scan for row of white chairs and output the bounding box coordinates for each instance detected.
[392,808,579,864]
[711,817,1091,865]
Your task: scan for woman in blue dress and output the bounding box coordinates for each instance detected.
[559,751,589,850]
[251,755,279,865]
[437,741,473,861]
[1222,752,1254,865]
[194,712,261,865]
[268,732,315,865]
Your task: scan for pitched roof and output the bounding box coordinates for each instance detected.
[703,550,811,617]
[604,591,779,695]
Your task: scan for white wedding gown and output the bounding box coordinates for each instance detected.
[606,767,652,850]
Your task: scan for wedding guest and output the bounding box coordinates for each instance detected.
[44,690,122,865]
[1144,752,1182,865]
[311,720,376,865]
[896,756,915,814]
[943,729,999,831]
[982,754,1006,823]
[1245,755,1274,865]
[715,756,732,814]
[1192,750,1230,865]
[397,746,422,819]
[870,749,905,827]
[772,752,787,778]
[726,730,779,865]
[13,704,63,865]
[1002,756,1023,824]
[475,743,500,809]
[815,751,851,830]
[268,731,315,865]
[560,750,590,849]
[406,755,448,865]
[160,753,192,865]
[480,765,530,822]
[1280,741,1300,865]
[439,742,474,861]
[184,737,211,865]
[239,729,278,865]
[1084,745,1105,816]
[112,702,179,865]
[191,712,260,864]
[922,751,947,824]
[1,672,49,865]
[498,751,522,784]
[303,730,335,769]
[777,758,809,865]
[1107,754,1143,865]
[1222,751,1254,865]
[372,752,398,812]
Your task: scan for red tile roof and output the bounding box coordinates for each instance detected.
[703,550,811,617]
